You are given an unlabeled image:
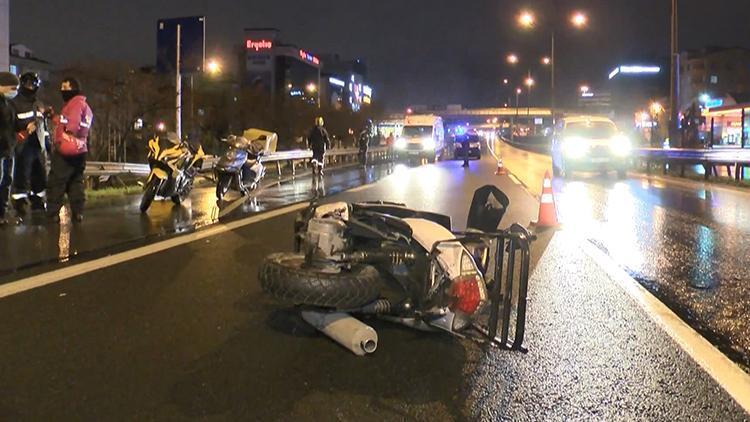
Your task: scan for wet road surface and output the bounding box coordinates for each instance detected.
[0,155,746,420]
[0,163,395,281]
[498,141,750,371]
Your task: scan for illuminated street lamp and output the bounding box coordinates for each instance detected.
[579,85,590,93]
[306,83,317,93]
[541,56,551,66]
[650,102,664,115]
[503,78,509,85]
[506,54,519,65]
[406,107,413,114]
[570,11,588,28]
[515,8,589,126]
[525,77,535,87]
[206,59,222,75]
[518,10,536,28]
[156,121,166,132]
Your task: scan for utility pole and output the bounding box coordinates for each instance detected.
[669,0,680,147]
[175,24,182,139]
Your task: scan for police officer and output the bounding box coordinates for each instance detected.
[0,72,20,226]
[357,119,373,168]
[12,72,49,216]
[308,117,330,178]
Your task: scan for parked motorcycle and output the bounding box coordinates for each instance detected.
[259,185,535,354]
[140,133,205,213]
[215,129,277,202]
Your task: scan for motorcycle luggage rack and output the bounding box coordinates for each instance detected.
[436,224,534,352]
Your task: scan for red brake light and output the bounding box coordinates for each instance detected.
[449,275,481,315]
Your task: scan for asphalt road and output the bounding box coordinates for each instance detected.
[0,154,746,420]
[497,141,750,372]
[0,163,395,280]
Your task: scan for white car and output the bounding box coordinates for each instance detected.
[551,116,631,178]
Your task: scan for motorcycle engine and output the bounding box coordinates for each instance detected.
[304,218,348,259]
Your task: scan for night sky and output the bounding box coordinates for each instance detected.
[9,0,750,109]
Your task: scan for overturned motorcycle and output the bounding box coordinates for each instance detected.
[259,185,535,356]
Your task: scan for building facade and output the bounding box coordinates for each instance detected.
[319,54,372,112]
[240,28,321,106]
[680,47,750,111]
[9,44,53,80]
[1,0,8,71]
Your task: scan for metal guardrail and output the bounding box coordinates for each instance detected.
[85,147,394,178]
[636,147,750,181]
[499,135,750,182]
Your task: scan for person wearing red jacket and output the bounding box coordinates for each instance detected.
[47,77,93,223]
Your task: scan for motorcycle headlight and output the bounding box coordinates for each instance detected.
[395,138,407,150]
[562,137,589,158]
[422,137,436,150]
[610,135,632,156]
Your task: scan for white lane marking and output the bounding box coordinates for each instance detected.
[581,241,750,414]
[0,202,309,300]
[638,173,750,197]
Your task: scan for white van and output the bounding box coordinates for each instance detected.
[395,115,445,162]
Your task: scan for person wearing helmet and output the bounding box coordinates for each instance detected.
[0,72,20,226]
[12,72,50,217]
[357,119,373,168]
[307,116,330,177]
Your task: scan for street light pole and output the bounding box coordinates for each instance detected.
[669,0,681,147]
[550,29,556,126]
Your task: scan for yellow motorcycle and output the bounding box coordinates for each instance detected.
[140,134,205,213]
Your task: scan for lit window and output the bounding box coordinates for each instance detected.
[710,75,718,84]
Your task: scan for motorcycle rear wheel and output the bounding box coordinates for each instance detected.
[259,253,381,309]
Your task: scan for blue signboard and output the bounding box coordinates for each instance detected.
[705,98,724,109]
[156,16,205,74]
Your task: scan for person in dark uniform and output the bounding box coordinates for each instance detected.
[307,117,330,178]
[0,72,20,226]
[357,119,373,168]
[12,72,50,216]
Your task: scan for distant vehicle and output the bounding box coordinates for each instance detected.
[551,116,631,179]
[453,133,482,160]
[394,114,445,162]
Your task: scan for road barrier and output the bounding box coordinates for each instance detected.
[500,136,750,182]
[85,147,394,179]
[635,148,750,181]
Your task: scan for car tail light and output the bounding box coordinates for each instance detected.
[449,275,483,315]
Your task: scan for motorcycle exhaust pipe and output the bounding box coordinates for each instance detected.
[300,311,378,356]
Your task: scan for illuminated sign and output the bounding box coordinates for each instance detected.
[609,65,661,79]
[705,98,724,108]
[363,85,373,96]
[363,96,371,104]
[299,49,320,65]
[328,77,345,87]
[246,39,273,51]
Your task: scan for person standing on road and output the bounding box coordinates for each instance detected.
[12,72,50,217]
[0,73,20,226]
[357,120,373,168]
[307,117,330,178]
[47,77,93,223]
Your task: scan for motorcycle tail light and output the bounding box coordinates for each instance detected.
[449,275,483,315]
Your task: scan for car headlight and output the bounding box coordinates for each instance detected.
[395,138,407,150]
[610,135,631,156]
[422,137,436,150]
[562,137,589,158]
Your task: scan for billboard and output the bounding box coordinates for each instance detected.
[156,16,205,74]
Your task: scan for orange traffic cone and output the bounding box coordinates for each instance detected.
[494,158,507,175]
[532,171,559,228]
